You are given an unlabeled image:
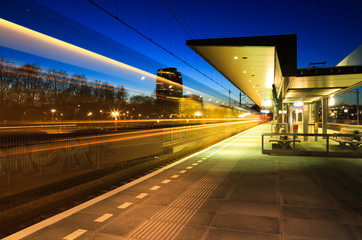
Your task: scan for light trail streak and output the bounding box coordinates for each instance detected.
[8,116,260,126]
[0,120,261,157]
[0,18,233,106]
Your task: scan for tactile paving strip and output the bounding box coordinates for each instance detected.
[129,160,237,240]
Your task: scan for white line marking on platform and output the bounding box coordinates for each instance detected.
[202,157,207,160]
[118,202,133,209]
[95,213,113,222]
[136,193,148,199]
[2,124,259,240]
[162,179,171,184]
[150,186,160,190]
[179,170,187,173]
[63,229,87,240]
[197,160,203,163]
[192,163,198,166]
[171,175,179,178]
[186,166,192,169]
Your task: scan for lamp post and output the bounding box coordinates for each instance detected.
[87,112,93,128]
[111,111,119,130]
[51,109,56,121]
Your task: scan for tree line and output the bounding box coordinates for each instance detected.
[0,57,163,122]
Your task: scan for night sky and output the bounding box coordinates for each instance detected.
[1,0,361,105]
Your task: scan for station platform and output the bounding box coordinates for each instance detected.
[4,123,362,240]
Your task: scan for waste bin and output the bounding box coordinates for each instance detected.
[293,124,298,134]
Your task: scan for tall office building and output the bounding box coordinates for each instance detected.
[156,67,183,116]
[156,67,183,99]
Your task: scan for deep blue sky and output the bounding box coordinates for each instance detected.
[33,0,362,67]
[1,0,361,105]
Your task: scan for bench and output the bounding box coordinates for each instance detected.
[269,138,301,150]
[269,128,301,150]
[331,128,362,151]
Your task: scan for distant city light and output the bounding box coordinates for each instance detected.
[329,97,335,106]
[263,99,272,107]
[293,102,304,107]
[111,111,119,117]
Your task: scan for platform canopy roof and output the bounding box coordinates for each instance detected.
[187,35,362,108]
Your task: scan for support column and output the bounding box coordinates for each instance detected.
[322,97,328,138]
[285,103,290,133]
[314,101,321,141]
[357,89,360,125]
[303,104,309,141]
[276,98,283,133]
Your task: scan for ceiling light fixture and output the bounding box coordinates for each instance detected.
[234,56,238,60]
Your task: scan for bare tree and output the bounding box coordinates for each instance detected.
[115,85,128,106]
[17,63,44,106]
[44,69,69,106]
[0,57,15,105]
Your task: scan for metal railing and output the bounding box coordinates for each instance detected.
[262,133,362,158]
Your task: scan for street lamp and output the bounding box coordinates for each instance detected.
[111,111,119,130]
[87,112,93,128]
[51,109,56,121]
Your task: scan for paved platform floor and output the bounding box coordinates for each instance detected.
[4,123,362,240]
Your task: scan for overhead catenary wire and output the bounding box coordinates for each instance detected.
[88,0,243,102]
[163,0,198,39]
[160,0,194,40]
